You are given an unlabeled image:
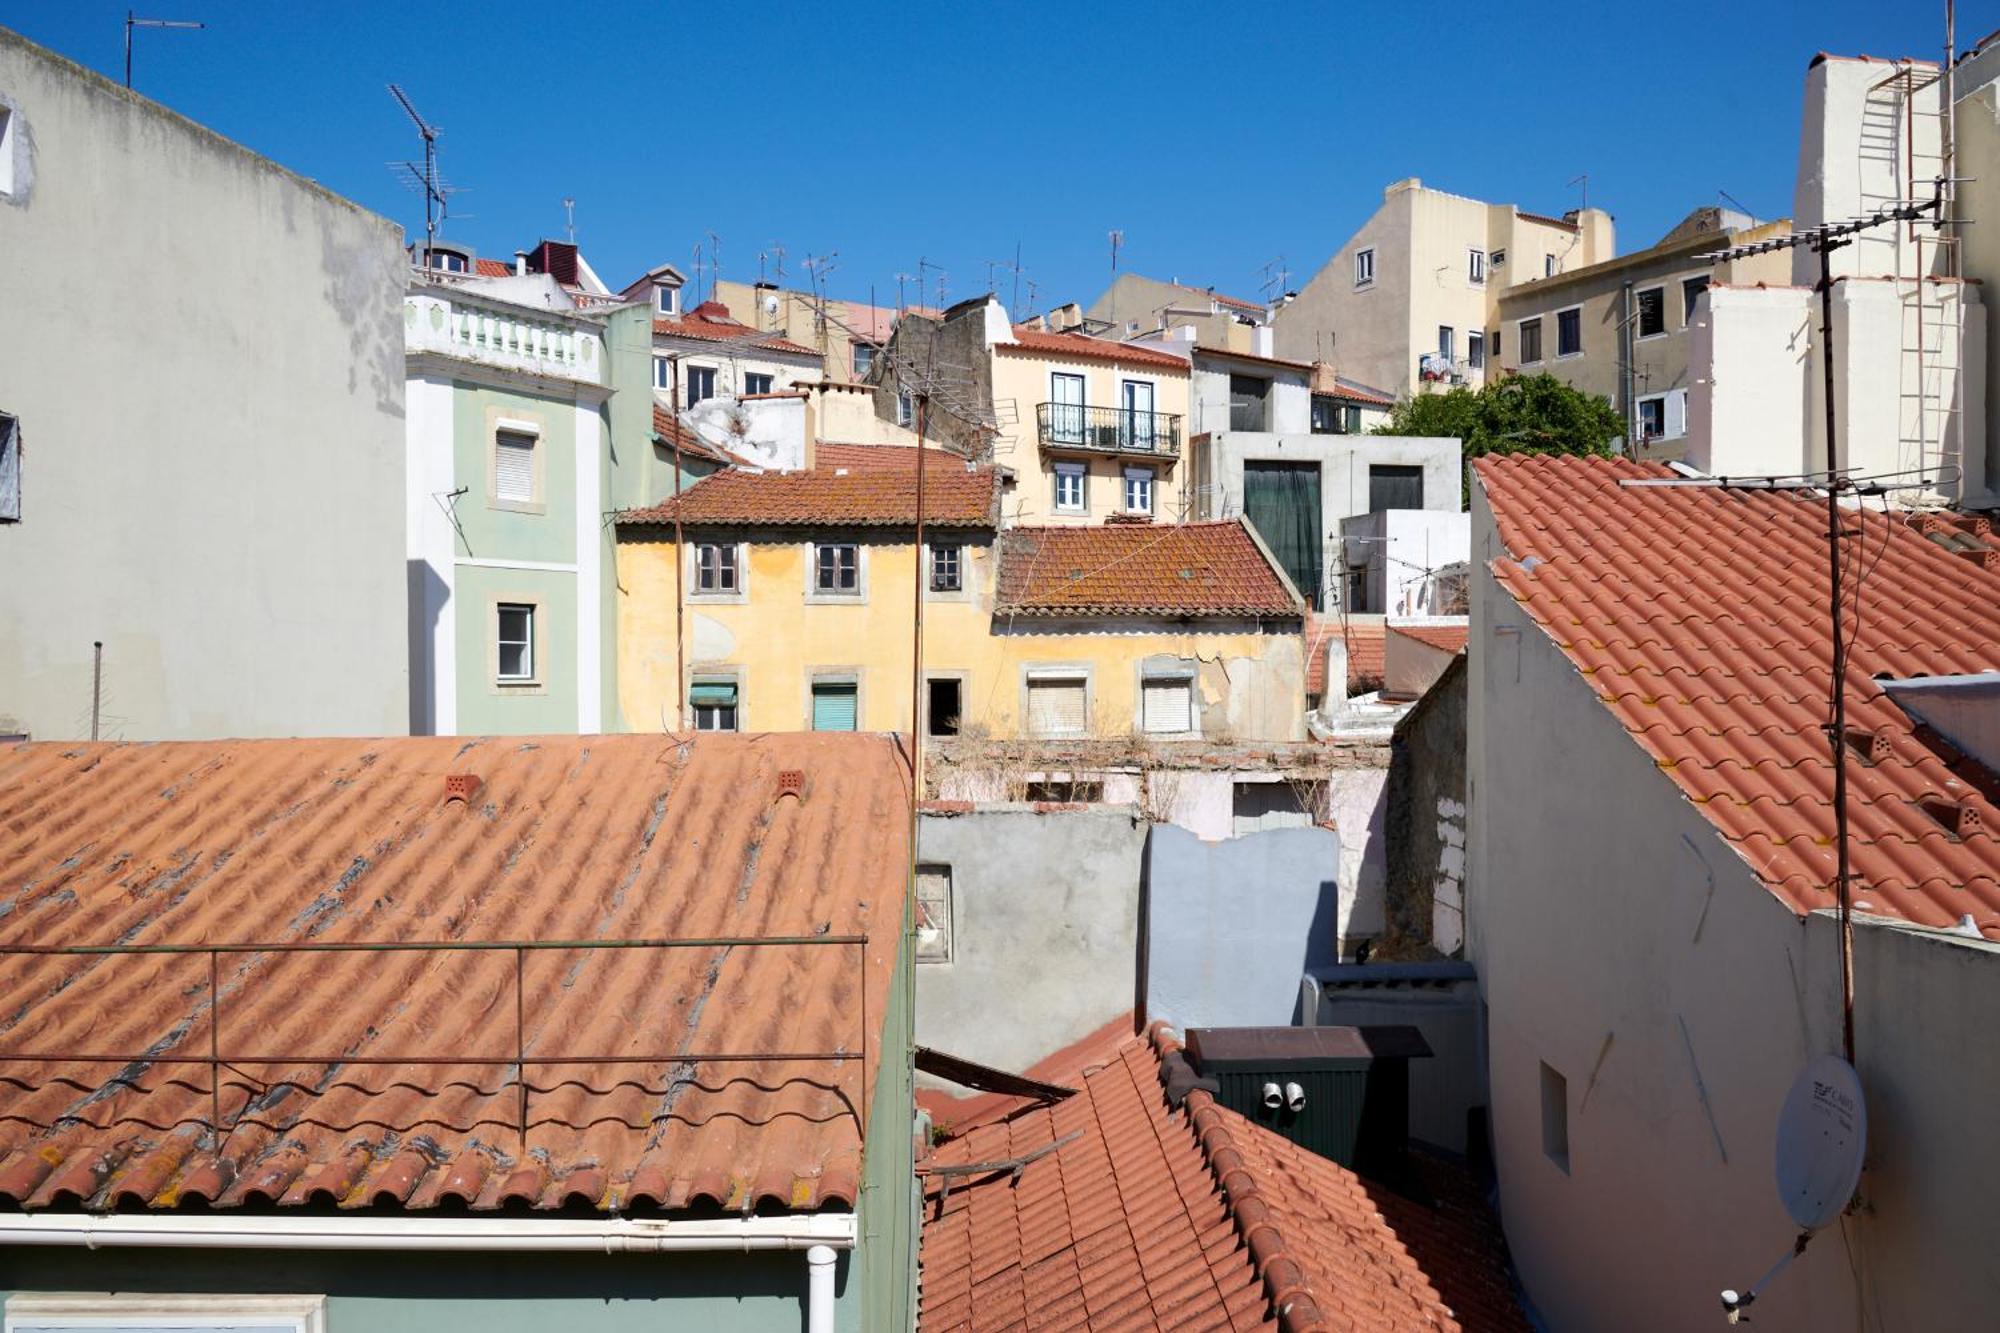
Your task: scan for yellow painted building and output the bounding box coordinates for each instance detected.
[613,460,1306,741]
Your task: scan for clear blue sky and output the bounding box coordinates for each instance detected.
[6,1,1975,312]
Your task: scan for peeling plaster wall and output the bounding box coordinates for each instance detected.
[0,30,407,740]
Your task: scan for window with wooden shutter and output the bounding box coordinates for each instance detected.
[494,430,536,503]
[1142,677,1194,734]
[1027,676,1087,736]
[811,681,858,731]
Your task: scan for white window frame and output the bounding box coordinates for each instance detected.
[491,418,543,511]
[915,863,953,963]
[653,355,673,390]
[1354,247,1376,288]
[1122,466,1154,516]
[1545,254,1558,278]
[1635,286,1668,341]
[1468,249,1486,285]
[743,371,775,396]
[690,672,742,732]
[1517,316,1545,366]
[1053,462,1086,514]
[1636,393,1667,442]
[1139,671,1199,738]
[3,1293,326,1333]
[496,602,536,683]
[896,389,915,427]
[1554,304,1583,359]
[852,342,877,377]
[686,363,718,405]
[1467,330,1485,371]
[928,541,963,593]
[692,540,743,598]
[656,283,679,315]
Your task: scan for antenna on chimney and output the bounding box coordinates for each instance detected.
[1568,173,1590,213]
[388,85,452,270]
[124,10,204,91]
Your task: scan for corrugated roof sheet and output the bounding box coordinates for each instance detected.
[995,521,1301,619]
[1479,454,2000,934]
[1002,328,1191,372]
[917,1025,1526,1332]
[0,733,906,1214]
[618,462,998,529]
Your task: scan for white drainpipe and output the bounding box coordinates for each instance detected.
[806,1243,838,1333]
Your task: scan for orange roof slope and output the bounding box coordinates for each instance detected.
[650,404,737,464]
[1304,616,1385,696]
[0,733,905,1214]
[1479,454,2000,934]
[1002,327,1191,372]
[620,463,998,529]
[654,300,818,357]
[996,521,1302,618]
[917,1026,1526,1332]
[1392,623,1470,655]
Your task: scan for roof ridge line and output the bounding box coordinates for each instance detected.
[1146,1022,1331,1333]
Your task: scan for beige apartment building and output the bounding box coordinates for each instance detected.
[1492,208,1791,456]
[1273,177,1614,400]
[1084,273,1272,353]
[712,279,918,383]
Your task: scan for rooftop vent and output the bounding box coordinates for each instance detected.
[443,774,482,804]
[775,770,805,801]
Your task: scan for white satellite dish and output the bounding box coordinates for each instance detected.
[763,294,780,316]
[1774,1053,1867,1231]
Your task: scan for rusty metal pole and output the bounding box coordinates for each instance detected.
[1818,238,1855,1067]
[90,641,103,742]
[670,354,687,733]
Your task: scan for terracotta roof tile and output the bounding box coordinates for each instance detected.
[1391,623,1469,655]
[814,442,975,472]
[650,404,737,464]
[619,461,999,528]
[996,521,1301,618]
[655,302,818,358]
[0,733,904,1215]
[1003,328,1191,372]
[1305,616,1385,696]
[1478,454,2000,935]
[1192,346,1313,373]
[473,258,513,278]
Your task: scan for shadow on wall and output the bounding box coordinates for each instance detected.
[407,559,450,735]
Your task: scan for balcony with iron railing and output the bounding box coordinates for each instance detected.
[1035,402,1184,459]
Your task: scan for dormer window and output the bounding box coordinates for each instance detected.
[656,284,680,316]
[424,244,471,275]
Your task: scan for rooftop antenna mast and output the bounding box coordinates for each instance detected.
[562,197,576,244]
[1109,229,1124,273]
[388,85,450,269]
[894,272,914,315]
[706,230,722,303]
[124,10,204,91]
[1568,172,1589,212]
[1257,256,1291,302]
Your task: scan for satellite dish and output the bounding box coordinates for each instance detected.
[1773,1054,1866,1231]
[763,294,780,316]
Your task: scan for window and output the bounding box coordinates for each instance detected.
[853,343,877,378]
[811,680,858,731]
[1348,565,1371,614]
[1490,328,1501,360]
[1354,248,1375,286]
[1119,379,1156,449]
[1024,777,1102,802]
[1054,462,1086,512]
[691,679,739,731]
[1682,274,1710,323]
[0,412,18,522]
[1368,464,1424,512]
[1490,248,1507,269]
[927,678,962,736]
[1232,781,1316,834]
[695,541,739,593]
[1123,466,1154,515]
[686,365,717,405]
[1438,326,1454,361]
[897,389,915,427]
[1556,307,1582,357]
[1636,287,1666,339]
[1048,371,1086,442]
[494,428,536,503]
[2,1294,328,1333]
[1310,395,1341,435]
[1545,254,1558,278]
[1228,374,1269,431]
[0,106,15,198]
[1345,404,1363,433]
[1469,249,1486,284]
[430,249,468,274]
[815,542,859,594]
[1026,675,1088,736]
[915,864,953,963]
[656,284,679,315]
[1638,396,1666,441]
[1541,1061,1570,1174]
[743,372,774,396]
[653,356,672,390]
[930,542,962,592]
[1468,331,1485,370]
[1141,675,1195,735]
[496,603,534,682]
[1519,317,1543,363]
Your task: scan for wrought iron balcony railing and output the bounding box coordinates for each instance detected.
[1035,402,1183,457]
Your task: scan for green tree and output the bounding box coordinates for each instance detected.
[1373,372,1624,462]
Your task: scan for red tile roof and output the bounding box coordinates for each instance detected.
[473,258,513,278]
[1305,615,1385,696]
[995,521,1302,618]
[917,1025,1526,1332]
[0,733,904,1214]
[1326,378,1395,408]
[1003,327,1191,372]
[1391,623,1470,655]
[813,442,976,471]
[1480,455,2000,934]
[619,461,999,529]
[655,302,819,358]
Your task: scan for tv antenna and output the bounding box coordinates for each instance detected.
[562,197,576,244]
[758,243,788,286]
[1257,256,1291,302]
[124,10,204,91]
[1719,1055,1866,1323]
[1569,172,1590,212]
[1109,229,1124,273]
[388,85,453,268]
[1718,189,1755,219]
[894,272,915,314]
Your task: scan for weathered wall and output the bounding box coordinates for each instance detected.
[914,805,1146,1078]
[1310,970,1482,1154]
[1143,822,1342,1030]
[1383,656,1466,956]
[1956,77,2000,500]
[0,29,407,740]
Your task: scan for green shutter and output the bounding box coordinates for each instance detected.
[689,682,738,705]
[812,684,858,731]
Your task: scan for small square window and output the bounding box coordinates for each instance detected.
[1541,1061,1570,1174]
[687,365,717,404]
[0,412,18,522]
[1123,467,1154,515]
[927,678,962,737]
[815,543,860,594]
[1490,248,1507,269]
[1141,676,1194,735]
[1054,463,1086,513]
[497,603,534,681]
[744,372,774,396]
[1354,248,1375,286]
[916,864,953,962]
[495,429,536,504]
[696,542,739,593]
[691,678,739,731]
[930,543,962,592]
[1557,308,1582,357]
[1468,249,1486,284]
[1637,287,1665,339]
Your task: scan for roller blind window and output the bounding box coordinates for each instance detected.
[495,430,536,503]
[1027,676,1087,736]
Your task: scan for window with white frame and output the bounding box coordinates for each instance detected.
[695,541,739,593]
[496,603,534,682]
[1490,247,1507,269]
[1636,287,1666,339]
[494,428,536,503]
[815,542,860,594]
[1354,248,1375,287]
[0,107,15,198]
[743,372,774,396]
[0,412,18,522]
[653,356,672,390]
[1469,249,1486,284]
[1556,307,1581,357]
[896,389,915,427]
[930,542,962,592]
[916,864,953,962]
[1054,462,1086,513]
[1027,674,1088,736]
[1468,331,1485,370]
[2,1293,328,1333]
[1123,466,1154,515]
[656,284,679,315]
[1438,326,1454,361]
[690,677,739,731]
[1141,673,1195,735]
[1637,396,1666,440]
[686,364,717,405]
[1519,317,1543,364]
[853,343,877,378]
[1545,254,1558,278]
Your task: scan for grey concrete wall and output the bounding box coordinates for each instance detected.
[1313,975,1481,1154]
[0,30,407,740]
[1384,655,1466,955]
[914,805,1145,1080]
[1143,822,1341,1031]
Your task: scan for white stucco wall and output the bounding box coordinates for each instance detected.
[0,30,407,740]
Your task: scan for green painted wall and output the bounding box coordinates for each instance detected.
[858,928,918,1330]
[455,564,578,735]
[2,1246,854,1330]
[452,379,578,565]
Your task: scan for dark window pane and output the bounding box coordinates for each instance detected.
[1368,464,1423,512]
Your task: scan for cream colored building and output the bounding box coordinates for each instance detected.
[1273,178,1614,400]
[713,279,918,384]
[1493,208,1791,457]
[1084,273,1272,353]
